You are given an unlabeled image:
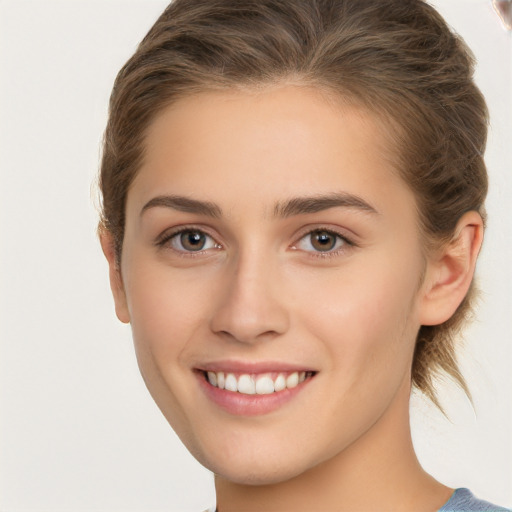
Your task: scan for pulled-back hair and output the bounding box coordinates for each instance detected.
[99,0,489,410]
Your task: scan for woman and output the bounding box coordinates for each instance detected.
[98,1,510,510]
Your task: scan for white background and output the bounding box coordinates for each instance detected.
[0,1,510,510]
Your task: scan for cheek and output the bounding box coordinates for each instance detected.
[289,259,420,446]
[126,265,212,359]
[296,253,421,377]
[121,259,217,436]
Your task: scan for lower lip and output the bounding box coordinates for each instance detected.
[196,372,314,416]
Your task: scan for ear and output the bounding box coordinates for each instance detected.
[99,230,131,324]
[419,211,484,326]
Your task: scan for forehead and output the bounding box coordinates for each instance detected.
[130,85,414,220]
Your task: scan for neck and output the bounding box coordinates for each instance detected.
[214,378,452,512]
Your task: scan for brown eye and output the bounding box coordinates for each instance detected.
[166,229,218,252]
[180,231,207,251]
[310,230,338,251]
[293,229,349,255]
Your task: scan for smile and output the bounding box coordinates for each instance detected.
[196,364,317,416]
[203,370,315,395]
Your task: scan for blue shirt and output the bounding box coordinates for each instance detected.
[439,488,511,512]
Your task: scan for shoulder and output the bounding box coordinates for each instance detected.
[439,488,511,512]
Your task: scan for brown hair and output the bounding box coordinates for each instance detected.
[98,0,488,410]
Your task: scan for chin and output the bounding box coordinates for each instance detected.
[210,459,307,486]
[189,435,319,486]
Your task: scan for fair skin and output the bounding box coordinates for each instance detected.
[101,85,483,512]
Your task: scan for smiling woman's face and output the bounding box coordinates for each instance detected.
[113,85,431,484]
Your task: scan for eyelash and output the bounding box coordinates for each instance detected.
[155,225,221,258]
[292,226,355,259]
[155,225,356,259]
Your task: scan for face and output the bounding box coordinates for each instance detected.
[115,86,431,484]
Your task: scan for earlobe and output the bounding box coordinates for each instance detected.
[99,230,131,324]
[419,211,484,326]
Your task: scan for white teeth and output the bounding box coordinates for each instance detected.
[255,375,274,394]
[225,373,238,392]
[286,372,299,389]
[205,370,312,394]
[207,371,217,387]
[237,374,256,394]
[274,374,286,392]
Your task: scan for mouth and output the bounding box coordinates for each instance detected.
[194,364,317,416]
[199,369,316,395]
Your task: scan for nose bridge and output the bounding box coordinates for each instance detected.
[209,243,289,343]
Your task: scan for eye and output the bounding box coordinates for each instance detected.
[293,229,350,254]
[161,229,220,253]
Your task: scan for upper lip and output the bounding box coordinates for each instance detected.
[196,360,317,374]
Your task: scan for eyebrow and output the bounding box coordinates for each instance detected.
[140,195,222,218]
[140,192,379,219]
[273,192,379,218]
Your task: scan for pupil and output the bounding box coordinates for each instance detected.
[181,231,205,251]
[312,231,336,251]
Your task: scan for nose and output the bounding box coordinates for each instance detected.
[209,251,290,344]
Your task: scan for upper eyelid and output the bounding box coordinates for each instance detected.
[293,229,354,251]
[155,225,220,246]
[300,229,351,241]
[293,225,356,244]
